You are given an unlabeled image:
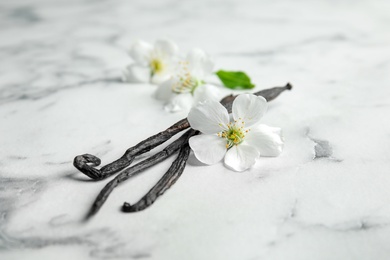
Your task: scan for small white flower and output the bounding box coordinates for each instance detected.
[155,48,220,112]
[188,94,284,172]
[122,39,179,84]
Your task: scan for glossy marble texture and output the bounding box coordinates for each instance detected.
[1,0,390,259]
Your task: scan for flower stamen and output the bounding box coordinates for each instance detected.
[219,121,247,149]
[171,61,201,94]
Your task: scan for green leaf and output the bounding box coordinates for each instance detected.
[215,70,255,90]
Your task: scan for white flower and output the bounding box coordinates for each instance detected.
[187,94,284,172]
[122,39,179,84]
[155,48,220,112]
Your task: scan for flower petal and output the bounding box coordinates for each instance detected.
[155,78,174,101]
[189,135,227,165]
[129,40,153,65]
[151,72,171,85]
[246,124,284,157]
[187,48,214,79]
[164,93,192,113]
[224,144,260,172]
[122,64,151,83]
[188,99,229,134]
[193,84,221,104]
[232,94,267,128]
[154,39,179,57]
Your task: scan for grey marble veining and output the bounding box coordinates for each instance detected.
[1,0,390,259]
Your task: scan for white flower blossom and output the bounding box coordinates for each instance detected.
[155,48,220,112]
[122,39,178,84]
[187,94,284,171]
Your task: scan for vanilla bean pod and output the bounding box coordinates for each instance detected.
[85,129,197,219]
[122,140,192,213]
[74,83,292,180]
[74,118,189,180]
[220,82,292,112]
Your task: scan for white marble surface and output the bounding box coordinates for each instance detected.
[1,0,390,259]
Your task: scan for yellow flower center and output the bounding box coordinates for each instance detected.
[150,59,164,74]
[218,120,249,149]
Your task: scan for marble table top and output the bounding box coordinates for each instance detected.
[1,0,390,259]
